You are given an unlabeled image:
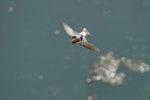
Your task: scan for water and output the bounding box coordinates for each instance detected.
[0,0,150,100]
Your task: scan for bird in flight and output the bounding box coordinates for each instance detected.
[62,22,100,52]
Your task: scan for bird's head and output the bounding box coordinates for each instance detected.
[72,37,79,44]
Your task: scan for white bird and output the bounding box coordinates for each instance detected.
[62,22,100,52]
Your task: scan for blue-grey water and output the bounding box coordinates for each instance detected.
[0,0,150,100]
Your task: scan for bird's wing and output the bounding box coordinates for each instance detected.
[62,22,78,37]
[80,37,100,52]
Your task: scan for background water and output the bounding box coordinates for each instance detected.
[0,0,150,100]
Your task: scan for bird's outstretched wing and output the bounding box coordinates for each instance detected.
[62,22,78,37]
[80,37,100,52]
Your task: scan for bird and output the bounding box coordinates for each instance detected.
[62,22,100,52]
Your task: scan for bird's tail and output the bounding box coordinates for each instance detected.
[82,28,91,36]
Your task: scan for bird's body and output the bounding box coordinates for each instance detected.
[71,34,83,44]
[62,22,100,52]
